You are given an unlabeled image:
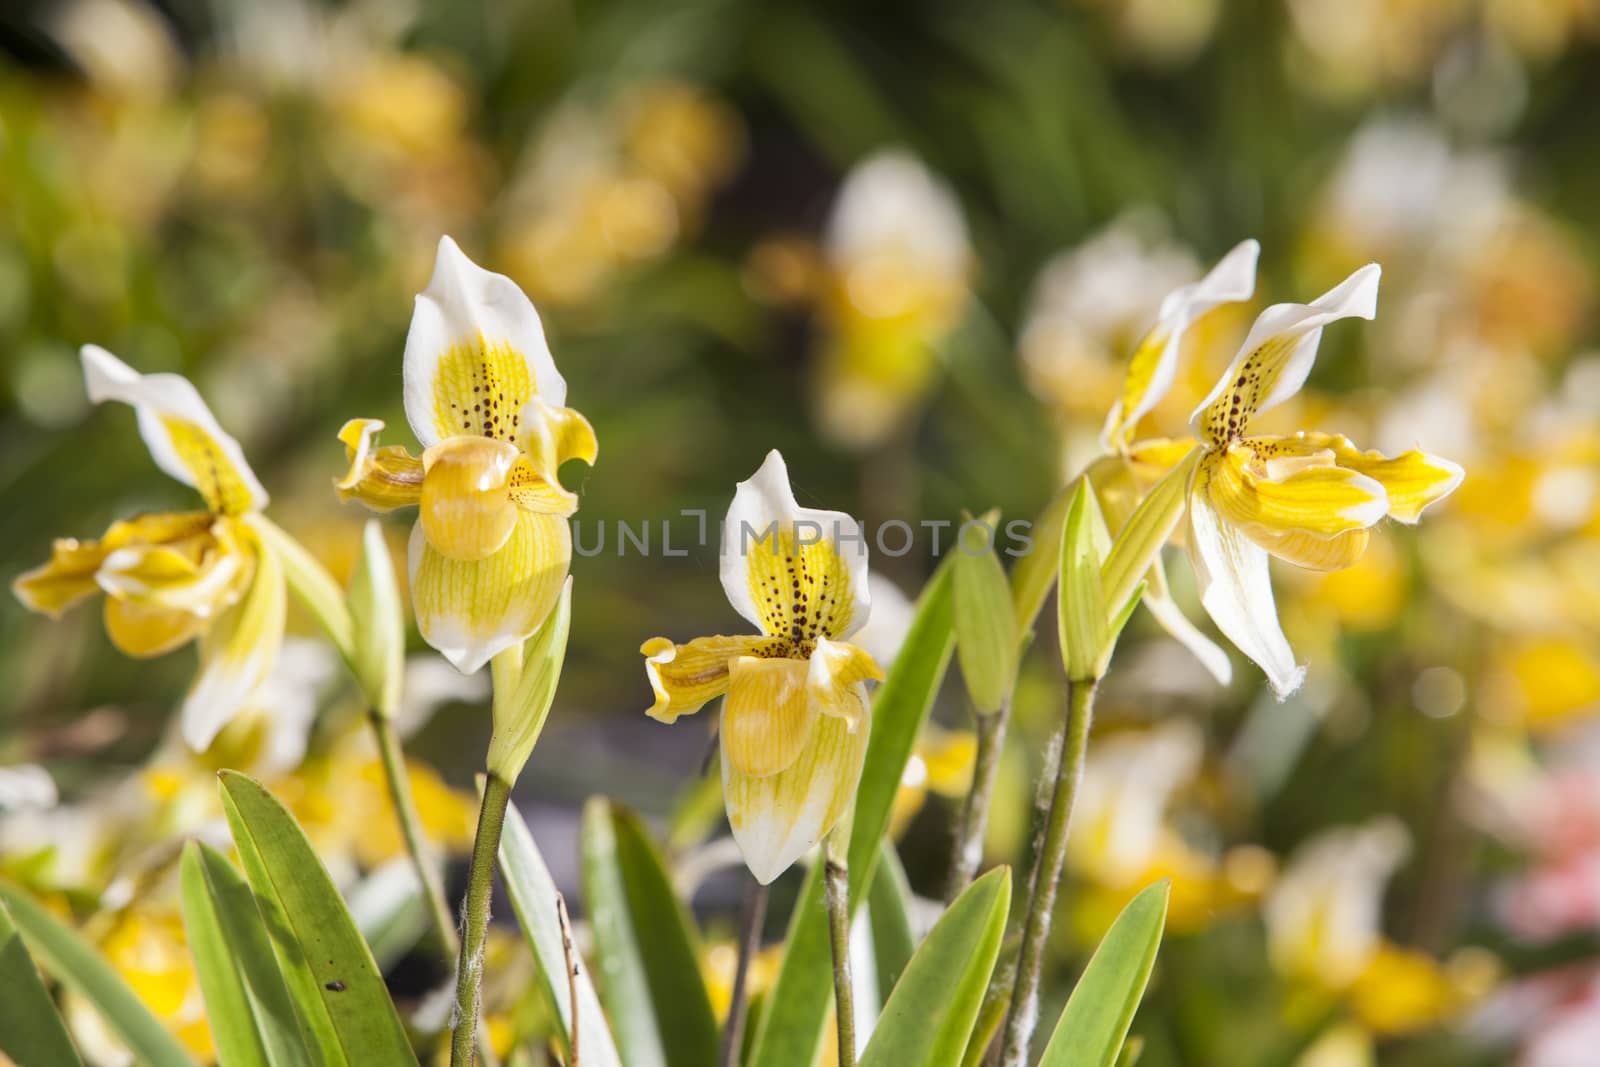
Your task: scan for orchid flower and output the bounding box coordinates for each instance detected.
[14,346,285,751]
[337,236,597,673]
[1184,264,1463,696]
[640,450,883,883]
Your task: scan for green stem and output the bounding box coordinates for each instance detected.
[998,678,1097,1067]
[718,877,770,1067]
[449,773,512,1067]
[369,710,460,960]
[824,830,856,1067]
[946,697,1010,904]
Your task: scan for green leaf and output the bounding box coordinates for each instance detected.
[867,843,916,1006]
[347,518,405,718]
[1011,484,1070,638]
[178,841,311,1067]
[580,798,718,1067]
[498,801,622,1067]
[1099,450,1198,616]
[0,883,199,1067]
[954,532,1020,714]
[252,515,355,661]
[0,896,84,1067]
[749,560,957,1067]
[488,579,572,783]
[218,771,418,1067]
[859,866,1011,1067]
[1039,880,1170,1067]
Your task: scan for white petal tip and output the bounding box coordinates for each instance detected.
[1320,263,1382,321]
[1268,665,1308,701]
[80,344,137,404]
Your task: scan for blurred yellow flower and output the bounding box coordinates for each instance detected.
[337,236,596,673]
[640,450,882,883]
[13,346,286,751]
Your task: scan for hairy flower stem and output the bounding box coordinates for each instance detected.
[946,696,1011,903]
[999,678,1097,1067]
[449,772,512,1067]
[718,877,770,1067]
[824,829,856,1067]
[369,710,460,960]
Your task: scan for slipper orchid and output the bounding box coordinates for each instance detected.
[640,450,883,884]
[14,346,284,752]
[336,236,596,674]
[1184,264,1463,696]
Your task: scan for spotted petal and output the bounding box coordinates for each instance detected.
[1187,461,1304,698]
[82,345,268,515]
[807,637,882,730]
[408,509,570,674]
[640,634,774,723]
[720,450,871,644]
[1105,239,1259,449]
[1192,264,1380,446]
[402,236,566,449]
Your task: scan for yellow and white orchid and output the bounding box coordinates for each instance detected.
[336,235,597,673]
[1183,264,1463,696]
[13,346,285,752]
[815,150,971,451]
[640,450,883,884]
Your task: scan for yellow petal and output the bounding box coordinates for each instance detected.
[96,518,253,618]
[1288,432,1464,524]
[336,418,424,512]
[1245,526,1372,572]
[12,512,214,617]
[722,655,816,778]
[183,522,286,751]
[807,638,881,730]
[506,455,579,517]
[518,396,599,475]
[640,634,773,723]
[1208,442,1389,540]
[723,689,870,884]
[82,345,268,515]
[409,509,570,674]
[103,597,207,657]
[419,436,521,561]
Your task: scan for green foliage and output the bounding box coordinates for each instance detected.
[499,800,623,1067]
[0,884,198,1067]
[954,521,1021,714]
[0,896,84,1067]
[178,841,310,1067]
[580,798,719,1067]
[1040,880,1171,1067]
[218,771,418,1067]
[860,866,1012,1067]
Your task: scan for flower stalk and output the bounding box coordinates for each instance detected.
[718,877,770,1067]
[999,677,1097,1067]
[946,695,1009,903]
[823,824,856,1067]
[450,770,512,1067]
[370,708,459,958]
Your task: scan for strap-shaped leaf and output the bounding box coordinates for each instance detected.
[868,843,916,1006]
[218,771,417,1067]
[178,841,312,1067]
[0,895,84,1067]
[498,801,622,1067]
[749,560,956,1067]
[580,798,718,1067]
[1039,880,1170,1067]
[0,883,198,1067]
[859,866,1010,1067]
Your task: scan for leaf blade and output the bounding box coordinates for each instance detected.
[0,896,85,1067]
[1039,880,1170,1067]
[859,866,1011,1067]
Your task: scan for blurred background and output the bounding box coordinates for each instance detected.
[2,0,1599,1064]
